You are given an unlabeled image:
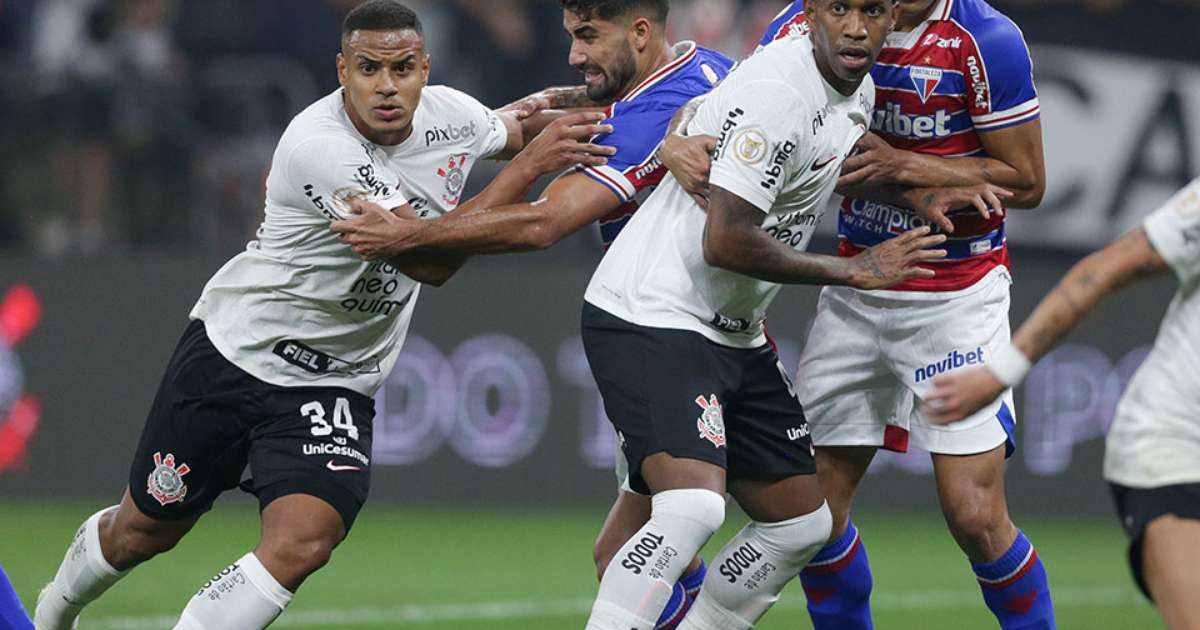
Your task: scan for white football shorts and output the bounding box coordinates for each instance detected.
[798,266,1016,456]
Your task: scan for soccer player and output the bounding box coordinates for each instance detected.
[722,2,1051,628]
[923,179,1200,630]
[332,3,734,625]
[575,0,956,627]
[32,3,613,629]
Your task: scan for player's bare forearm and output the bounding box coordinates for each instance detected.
[840,120,1045,208]
[1012,227,1167,363]
[389,253,467,287]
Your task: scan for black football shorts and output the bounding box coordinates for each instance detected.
[128,319,375,529]
[1109,481,1200,601]
[581,303,815,495]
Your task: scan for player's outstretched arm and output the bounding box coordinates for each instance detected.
[332,113,616,283]
[923,226,1169,424]
[702,185,948,289]
[492,87,608,161]
[838,120,1046,208]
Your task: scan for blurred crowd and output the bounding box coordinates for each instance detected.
[0,0,1197,258]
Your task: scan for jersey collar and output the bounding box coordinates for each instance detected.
[621,41,699,103]
[928,0,955,22]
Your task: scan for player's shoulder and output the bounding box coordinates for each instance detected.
[418,84,489,114]
[760,1,807,46]
[277,90,364,157]
[947,0,1029,53]
[623,42,733,107]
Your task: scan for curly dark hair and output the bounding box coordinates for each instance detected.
[559,0,670,25]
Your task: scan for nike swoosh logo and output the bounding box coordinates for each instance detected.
[326,461,362,472]
[811,155,838,171]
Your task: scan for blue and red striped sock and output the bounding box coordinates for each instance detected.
[656,560,706,629]
[972,531,1055,629]
[799,520,873,630]
[0,566,32,630]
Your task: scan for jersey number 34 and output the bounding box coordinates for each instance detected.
[301,398,359,440]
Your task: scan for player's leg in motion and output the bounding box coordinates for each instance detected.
[680,474,832,630]
[586,455,727,630]
[798,447,877,630]
[173,494,347,629]
[35,491,197,629]
[934,447,1054,629]
[593,491,708,629]
[1141,515,1200,629]
[0,564,33,629]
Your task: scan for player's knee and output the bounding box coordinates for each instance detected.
[942,500,1006,548]
[265,536,337,579]
[653,488,726,536]
[767,502,833,559]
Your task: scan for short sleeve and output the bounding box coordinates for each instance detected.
[708,80,807,213]
[966,17,1039,132]
[757,2,807,50]
[284,136,408,221]
[1144,179,1200,285]
[579,100,679,202]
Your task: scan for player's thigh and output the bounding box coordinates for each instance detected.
[581,304,734,495]
[246,386,375,534]
[725,344,823,520]
[127,319,258,523]
[798,287,898,447]
[1142,515,1200,629]
[1109,482,1200,612]
[888,270,1015,456]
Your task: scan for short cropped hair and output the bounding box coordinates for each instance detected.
[560,0,670,25]
[342,0,423,42]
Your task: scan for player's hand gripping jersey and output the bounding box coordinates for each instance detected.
[192,87,507,396]
[585,36,874,348]
[763,0,1038,292]
[1105,179,1200,488]
[579,42,734,248]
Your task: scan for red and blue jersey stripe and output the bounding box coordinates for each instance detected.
[578,43,735,249]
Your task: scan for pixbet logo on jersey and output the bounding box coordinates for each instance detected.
[0,286,42,474]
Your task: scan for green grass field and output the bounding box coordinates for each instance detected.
[1,501,1159,629]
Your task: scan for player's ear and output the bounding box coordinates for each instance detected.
[630,16,652,51]
[336,52,348,87]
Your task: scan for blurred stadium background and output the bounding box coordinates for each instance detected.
[0,0,1197,627]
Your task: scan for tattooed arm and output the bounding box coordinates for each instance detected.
[838,119,1046,209]
[701,186,948,289]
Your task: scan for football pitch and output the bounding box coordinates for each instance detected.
[2,501,1159,629]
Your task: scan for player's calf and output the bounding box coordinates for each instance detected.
[36,494,195,630]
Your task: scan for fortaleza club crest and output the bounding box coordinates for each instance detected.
[437,153,470,205]
[695,395,726,448]
[147,452,190,506]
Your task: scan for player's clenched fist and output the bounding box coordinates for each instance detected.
[331,199,421,261]
[848,226,948,290]
[512,111,617,175]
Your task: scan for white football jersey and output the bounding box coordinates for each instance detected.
[584,36,873,348]
[1105,178,1200,488]
[191,86,507,396]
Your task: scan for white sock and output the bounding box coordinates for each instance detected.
[585,489,726,630]
[680,502,833,630]
[173,552,293,630]
[35,506,126,630]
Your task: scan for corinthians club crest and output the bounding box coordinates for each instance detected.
[147,452,190,506]
[695,395,726,448]
[437,153,471,205]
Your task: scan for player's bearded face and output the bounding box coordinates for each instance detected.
[338,29,431,145]
[580,39,637,103]
[808,0,897,92]
[564,13,639,103]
